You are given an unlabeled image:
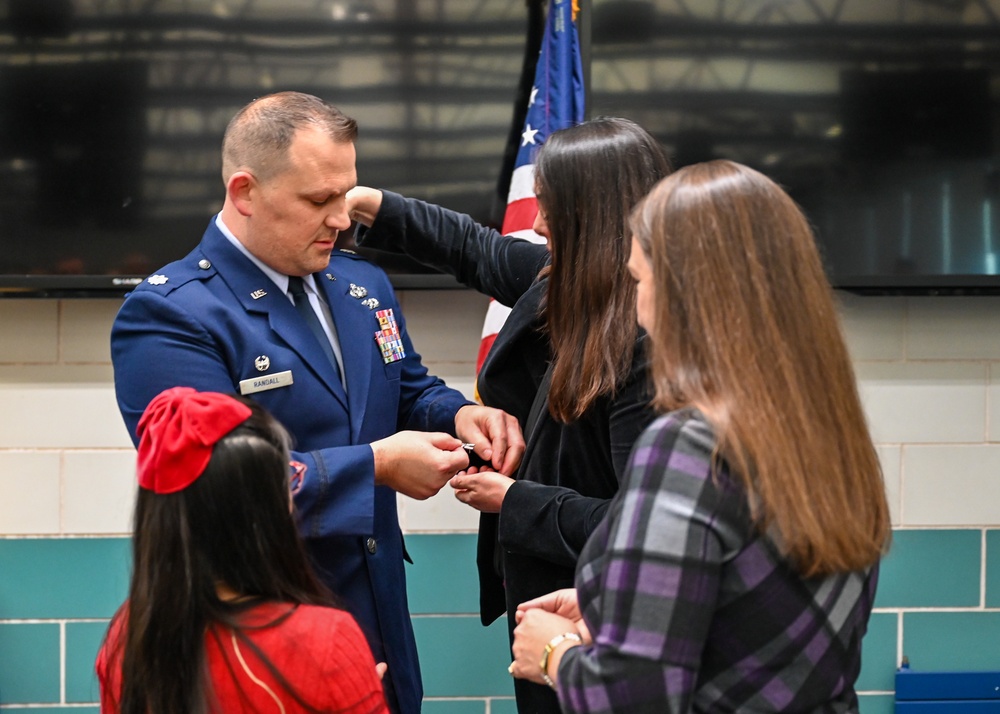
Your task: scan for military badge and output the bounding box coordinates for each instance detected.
[374,308,405,364]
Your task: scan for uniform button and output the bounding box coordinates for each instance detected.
[198,259,211,270]
[366,537,377,555]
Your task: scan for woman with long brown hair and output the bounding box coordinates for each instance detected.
[97,387,387,714]
[348,117,671,714]
[509,160,891,713]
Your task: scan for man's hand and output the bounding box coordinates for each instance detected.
[454,405,524,475]
[371,431,468,500]
[449,467,514,513]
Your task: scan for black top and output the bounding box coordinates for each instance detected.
[357,191,656,713]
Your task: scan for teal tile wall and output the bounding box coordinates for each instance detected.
[412,616,515,698]
[903,612,1000,671]
[406,533,480,614]
[858,694,895,714]
[986,529,1000,608]
[875,529,981,608]
[857,613,898,692]
[0,623,61,704]
[0,528,994,708]
[0,538,130,619]
[421,699,488,714]
[490,698,519,714]
[66,622,111,703]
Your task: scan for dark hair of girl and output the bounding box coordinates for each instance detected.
[110,397,333,714]
[536,116,671,422]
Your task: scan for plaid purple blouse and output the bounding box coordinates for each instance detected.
[557,409,878,714]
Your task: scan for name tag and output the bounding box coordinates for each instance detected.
[239,370,293,395]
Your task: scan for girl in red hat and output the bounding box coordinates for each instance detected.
[97,386,388,714]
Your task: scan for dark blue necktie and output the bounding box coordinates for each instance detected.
[288,276,343,383]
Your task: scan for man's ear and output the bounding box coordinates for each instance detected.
[227,171,255,217]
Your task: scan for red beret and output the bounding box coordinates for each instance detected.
[136,387,253,494]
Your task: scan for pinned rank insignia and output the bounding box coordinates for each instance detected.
[147,274,168,286]
[374,308,405,364]
[349,283,368,299]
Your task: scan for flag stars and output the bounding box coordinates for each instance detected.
[521,124,540,146]
[528,86,539,107]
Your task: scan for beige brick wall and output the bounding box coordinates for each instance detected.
[1,292,999,537]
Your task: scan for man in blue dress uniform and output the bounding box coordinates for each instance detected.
[111,91,523,714]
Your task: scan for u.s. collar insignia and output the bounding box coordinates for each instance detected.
[147,274,168,286]
[254,355,270,372]
[349,283,368,298]
[361,297,380,310]
[250,288,267,300]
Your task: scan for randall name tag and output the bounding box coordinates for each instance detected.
[239,369,293,395]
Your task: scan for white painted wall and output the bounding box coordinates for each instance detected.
[1,292,999,537]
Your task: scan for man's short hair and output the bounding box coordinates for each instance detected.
[221,91,358,183]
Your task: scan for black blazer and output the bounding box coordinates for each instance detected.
[358,190,657,624]
[359,191,656,714]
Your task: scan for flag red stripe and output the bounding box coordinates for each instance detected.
[476,332,499,375]
[500,197,539,235]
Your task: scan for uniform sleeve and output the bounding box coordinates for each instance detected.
[356,190,549,307]
[110,288,379,540]
[497,350,656,567]
[555,414,731,714]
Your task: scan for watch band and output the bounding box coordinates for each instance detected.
[539,631,582,689]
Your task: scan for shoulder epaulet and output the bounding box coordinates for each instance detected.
[333,248,369,262]
[135,255,215,294]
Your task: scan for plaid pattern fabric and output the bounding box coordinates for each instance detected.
[559,409,878,714]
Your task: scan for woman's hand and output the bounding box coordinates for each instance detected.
[516,588,590,643]
[510,608,580,686]
[449,467,514,513]
[346,186,384,227]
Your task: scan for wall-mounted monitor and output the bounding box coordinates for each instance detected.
[590,0,1000,294]
[0,0,528,296]
[2,0,1000,296]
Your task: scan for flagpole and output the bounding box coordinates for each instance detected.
[579,0,592,119]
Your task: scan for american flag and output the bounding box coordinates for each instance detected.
[475,0,586,374]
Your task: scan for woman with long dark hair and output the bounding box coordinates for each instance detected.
[509,160,891,713]
[348,117,671,714]
[97,386,388,714]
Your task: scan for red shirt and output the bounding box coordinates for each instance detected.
[97,601,389,713]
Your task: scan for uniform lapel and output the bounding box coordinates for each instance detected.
[200,227,348,410]
[317,271,372,440]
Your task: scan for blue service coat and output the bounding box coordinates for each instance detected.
[111,219,471,714]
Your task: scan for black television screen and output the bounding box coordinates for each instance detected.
[589,0,1000,294]
[0,0,529,296]
[3,0,1000,297]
